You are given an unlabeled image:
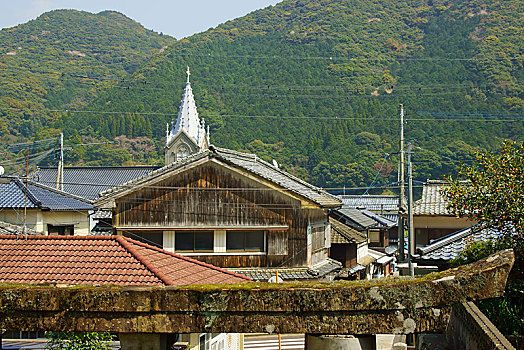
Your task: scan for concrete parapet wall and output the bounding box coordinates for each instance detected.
[0,250,514,335]
[446,302,515,350]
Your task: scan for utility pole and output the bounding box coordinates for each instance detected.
[56,133,64,191]
[397,104,405,262]
[407,142,415,276]
[23,146,29,235]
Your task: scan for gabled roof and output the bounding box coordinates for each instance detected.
[413,180,450,216]
[416,225,501,261]
[360,209,397,228]
[339,195,399,212]
[329,217,367,245]
[98,146,341,208]
[32,166,160,201]
[333,208,377,230]
[0,177,93,211]
[0,235,250,286]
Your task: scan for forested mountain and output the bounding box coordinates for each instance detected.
[2,1,523,190]
[0,10,174,140]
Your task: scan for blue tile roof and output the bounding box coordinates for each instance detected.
[0,177,93,211]
[32,166,160,201]
[0,180,39,208]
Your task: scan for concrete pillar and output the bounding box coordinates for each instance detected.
[305,334,376,350]
[392,342,407,350]
[119,333,168,350]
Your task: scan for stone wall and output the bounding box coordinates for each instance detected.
[446,302,515,350]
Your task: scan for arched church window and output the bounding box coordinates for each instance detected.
[176,145,189,160]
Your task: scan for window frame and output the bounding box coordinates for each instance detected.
[226,230,266,252]
[47,224,74,236]
[175,230,214,253]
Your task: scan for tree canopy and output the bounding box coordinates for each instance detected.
[443,140,524,234]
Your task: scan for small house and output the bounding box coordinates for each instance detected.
[0,176,93,235]
[413,180,476,246]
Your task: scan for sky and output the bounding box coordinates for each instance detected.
[0,0,282,39]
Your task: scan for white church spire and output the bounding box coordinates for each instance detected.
[165,67,209,164]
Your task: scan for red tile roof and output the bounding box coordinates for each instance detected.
[0,235,250,286]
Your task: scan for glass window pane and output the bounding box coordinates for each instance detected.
[195,231,214,251]
[199,334,206,350]
[245,232,264,251]
[176,232,194,251]
[226,231,244,251]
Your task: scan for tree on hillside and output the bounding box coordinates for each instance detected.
[443,139,524,234]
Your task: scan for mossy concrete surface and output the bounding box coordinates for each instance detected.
[0,249,514,335]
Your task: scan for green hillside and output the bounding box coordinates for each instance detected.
[3,1,524,188]
[0,9,175,140]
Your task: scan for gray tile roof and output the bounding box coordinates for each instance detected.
[339,195,399,212]
[228,258,341,281]
[0,176,93,211]
[98,146,341,208]
[33,166,160,201]
[334,208,377,229]
[416,225,501,261]
[0,220,42,235]
[381,213,399,224]
[360,209,397,228]
[92,209,113,219]
[215,147,341,207]
[330,217,367,244]
[413,180,450,216]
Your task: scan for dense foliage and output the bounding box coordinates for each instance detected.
[0,9,174,140]
[45,331,113,350]
[443,140,524,234]
[1,0,523,189]
[447,140,524,346]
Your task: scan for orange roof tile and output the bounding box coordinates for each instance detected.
[0,235,250,286]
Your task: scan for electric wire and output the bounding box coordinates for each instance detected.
[3,106,524,122]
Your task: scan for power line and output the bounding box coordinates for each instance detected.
[31,178,423,192]
[3,106,524,122]
[2,66,521,92]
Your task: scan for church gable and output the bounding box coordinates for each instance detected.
[165,129,200,164]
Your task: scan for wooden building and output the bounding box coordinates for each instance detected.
[96,146,342,271]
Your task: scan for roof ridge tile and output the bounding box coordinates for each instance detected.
[114,236,168,285]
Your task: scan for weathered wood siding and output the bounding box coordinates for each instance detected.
[115,161,327,268]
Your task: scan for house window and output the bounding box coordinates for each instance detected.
[124,231,163,248]
[226,231,265,252]
[311,225,325,253]
[369,230,381,243]
[175,231,213,252]
[48,224,74,236]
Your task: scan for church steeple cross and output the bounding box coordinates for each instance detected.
[186,66,191,84]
